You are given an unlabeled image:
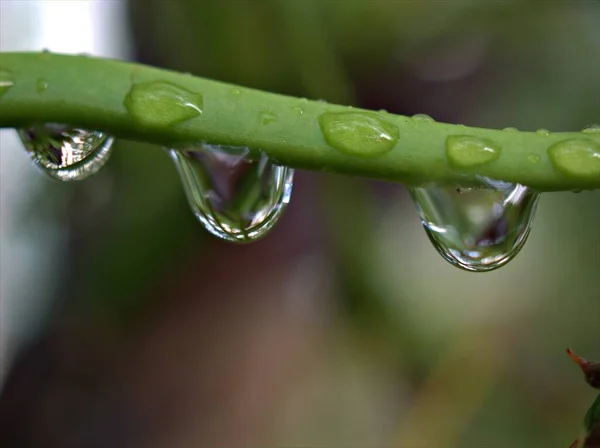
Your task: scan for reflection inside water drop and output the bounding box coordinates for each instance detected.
[17,124,114,181]
[168,144,294,242]
[409,179,539,272]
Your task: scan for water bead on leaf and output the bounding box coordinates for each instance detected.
[409,179,539,272]
[168,144,294,242]
[17,124,114,181]
[318,111,399,157]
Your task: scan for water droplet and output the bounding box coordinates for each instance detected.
[318,111,399,157]
[446,135,502,168]
[167,144,294,242]
[229,88,241,96]
[527,154,541,164]
[0,67,14,98]
[547,138,600,180]
[409,179,539,272]
[502,127,519,132]
[412,113,435,123]
[536,128,550,136]
[39,49,52,61]
[36,78,49,93]
[260,111,277,125]
[18,124,114,181]
[124,81,203,128]
[582,124,600,134]
[291,106,304,115]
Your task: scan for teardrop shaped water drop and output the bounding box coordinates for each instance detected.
[547,138,600,180]
[168,144,294,242]
[17,124,114,181]
[409,179,540,272]
[446,135,502,168]
[412,113,435,123]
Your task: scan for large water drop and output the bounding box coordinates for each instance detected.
[318,111,399,157]
[18,124,114,181]
[168,144,294,242]
[409,179,539,272]
[124,81,203,128]
[547,138,600,180]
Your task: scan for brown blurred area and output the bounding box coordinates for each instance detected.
[1,1,599,447]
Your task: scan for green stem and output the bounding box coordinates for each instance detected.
[0,52,598,191]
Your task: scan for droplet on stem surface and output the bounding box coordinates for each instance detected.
[409,178,539,272]
[168,144,294,242]
[36,78,49,93]
[0,67,14,97]
[547,139,600,180]
[582,124,600,134]
[318,111,399,157]
[124,81,203,127]
[412,113,435,123]
[446,135,502,168]
[17,124,114,181]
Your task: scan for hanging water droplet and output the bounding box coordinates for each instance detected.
[409,179,539,272]
[547,138,600,180]
[167,144,294,242]
[17,124,114,181]
[124,81,203,128]
[582,124,600,134]
[536,128,550,136]
[318,111,399,157]
[0,67,14,98]
[36,78,49,93]
[412,113,435,123]
[502,127,519,132]
[446,135,502,168]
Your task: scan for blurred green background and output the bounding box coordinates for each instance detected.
[0,1,599,447]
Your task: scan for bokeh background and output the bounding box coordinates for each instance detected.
[1,1,599,447]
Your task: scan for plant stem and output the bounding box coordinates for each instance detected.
[0,52,598,191]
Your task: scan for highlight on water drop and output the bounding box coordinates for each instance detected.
[124,81,203,128]
[167,144,294,243]
[409,178,540,272]
[17,124,114,181]
[0,67,14,98]
[446,135,502,168]
[318,111,399,157]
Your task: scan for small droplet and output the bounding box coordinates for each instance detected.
[502,127,519,132]
[291,106,304,115]
[36,78,49,93]
[124,81,203,127]
[582,124,600,134]
[446,135,502,168]
[412,113,435,123]
[536,128,550,136]
[318,111,399,157]
[409,179,540,272]
[547,139,600,180]
[528,154,541,164]
[167,144,294,242]
[260,111,277,125]
[299,98,308,103]
[39,49,52,61]
[18,124,114,181]
[229,88,241,96]
[0,67,14,98]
